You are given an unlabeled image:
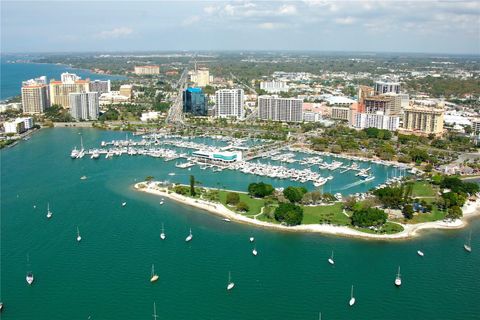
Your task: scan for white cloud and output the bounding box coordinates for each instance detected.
[278,4,297,16]
[335,17,356,25]
[94,27,132,39]
[258,22,285,30]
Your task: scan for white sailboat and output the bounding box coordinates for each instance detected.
[26,272,34,285]
[464,231,472,252]
[249,237,255,243]
[150,264,159,282]
[76,226,82,242]
[160,223,166,240]
[185,228,193,242]
[46,203,52,219]
[122,202,127,207]
[417,250,424,257]
[328,251,335,265]
[152,301,159,319]
[349,285,356,306]
[252,246,258,256]
[395,266,402,286]
[226,271,235,291]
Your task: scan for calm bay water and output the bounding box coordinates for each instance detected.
[0,61,125,100]
[1,128,479,319]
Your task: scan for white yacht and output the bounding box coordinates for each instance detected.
[70,147,79,159]
[76,226,82,242]
[185,228,193,242]
[80,175,87,180]
[349,285,356,306]
[226,272,235,291]
[252,246,258,256]
[26,272,34,285]
[328,251,335,265]
[417,250,424,257]
[249,237,255,243]
[222,218,231,222]
[464,231,472,252]
[150,264,159,283]
[160,223,166,240]
[122,202,127,207]
[395,266,402,286]
[46,203,52,219]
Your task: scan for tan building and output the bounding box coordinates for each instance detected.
[402,103,444,136]
[21,84,49,114]
[49,80,90,108]
[357,85,374,112]
[190,68,210,87]
[119,85,133,99]
[134,65,160,75]
[331,106,351,121]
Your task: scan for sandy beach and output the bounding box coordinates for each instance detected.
[135,182,480,240]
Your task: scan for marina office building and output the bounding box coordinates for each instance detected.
[258,95,303,122]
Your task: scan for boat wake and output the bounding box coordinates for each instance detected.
[340,180,365,190]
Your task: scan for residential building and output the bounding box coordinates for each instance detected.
[61,72,81,84]
[119,85,133,99]
[190,68,210,87]
[215,89,245,119]
[49,77,90,108]
[134,65,160,75]
[18,117,34,130]
[402,102,445,136]
[21,82,49,114]
[183,87,207,116]
[22,76,47,86]
[258,95,303,122]
[364,96,395,115]
[472,119,480,135]
[374,80,400,95]
[303,111,322,122]
[331,106,351,121]
[353,113,400,131]
[3,119,26,134]
[0,103,22,113]
[89,80,111,95]
[260,80,289,93]
[69,92,99,121]
[357,85,374,106]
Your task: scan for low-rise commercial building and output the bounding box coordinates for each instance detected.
[260,80,289,93]
[192,150,243,163]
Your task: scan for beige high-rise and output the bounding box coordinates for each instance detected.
[21,84,49,113]
[49,80,90,108]
[402,103,444,135]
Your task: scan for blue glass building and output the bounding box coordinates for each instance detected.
[183,87,207,116]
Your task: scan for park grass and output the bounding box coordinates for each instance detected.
[217,190,264,215]
[301,203,350,225]
[403,205,446,224]
[351,222,404,234]
[411,181,437,198]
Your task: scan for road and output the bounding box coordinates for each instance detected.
[166,68,189,125]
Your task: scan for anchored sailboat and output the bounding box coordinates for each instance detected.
[150,264,159,283]
[76,226,82,242]
[46,203,52,219]
[328,251,335,265]
[252,246,258,256]
[349,285,356,306]
[464,231,472,252]
[185,228,193,242]
[227,271,235,291]
[160,223,166,240]
[395,266,402,287]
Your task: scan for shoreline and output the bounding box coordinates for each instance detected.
[135,182,480,240]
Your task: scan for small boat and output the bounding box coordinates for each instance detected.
[185,228,193,242]
[168,172,175,176]
[122,202,127,207]
[226,271,235,291]
[160,223,166,240]
[417,250,424,257]
[46,203,52,219]
[159,201,164,205]
[33,205,36,209]
[0,302,3,312]
[26,272,34,285]
[222,218,231,222]
[328,251,335,265]
[252,246,258,256]
[349,285,356,306]
[150,264,159,283]
[80,175,87,180]
[76,226,82,242]
[464,231,472,252]
[249,237,255,242]
[395,266,402,286]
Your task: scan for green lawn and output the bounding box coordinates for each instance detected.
[217,191,265,215]
[302,203,350,225]
[351,222,404,234]
[405,205,446,224]
[411,181,437,198]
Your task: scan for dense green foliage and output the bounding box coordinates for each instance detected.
[189,175,196,196]
[373,186,406,209]
[274,203,304,226]
[351,208,387,227]
[226,192,240,205]
[236,201,249,212]
[283,186,308,203]
[248,182,274,198]
[44,104,74,122]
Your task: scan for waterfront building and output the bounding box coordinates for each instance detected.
[49,78,90,108]
[402,102,445,136]
[353,113,400,131]
[18,117,34,130]
[374,80,400,95]
[258,95,303,122]
[69,92,99,121]
[22,76,47,86]
[215,89,245,119]
[21,82,49,114]
[183,87,207,116]
[134,65,160,75]
[190,68,210,87]
[119,85,133,99]
[61,72,81,84]
[192,150,243,163]
[0,103,22,113]
[260,80,289,93]
[3,118,26,134]
[89,80,111,95]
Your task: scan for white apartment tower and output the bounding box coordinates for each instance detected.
[258,95,303,122]
[69,92,99,121]
[215,89,245,119]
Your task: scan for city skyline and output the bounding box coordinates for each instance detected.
[1,1,479,54]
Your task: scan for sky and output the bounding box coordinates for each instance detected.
[1,0,479,54]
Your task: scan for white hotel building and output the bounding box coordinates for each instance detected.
[258,95,303,122]
[215,89,245,119]
[353,112,400,131]
[260,80,289,93]
[69,92,100,121]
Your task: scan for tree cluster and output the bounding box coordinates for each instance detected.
[248,182,274,198]
[274,203,304,226]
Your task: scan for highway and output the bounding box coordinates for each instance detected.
[166,68,189,125]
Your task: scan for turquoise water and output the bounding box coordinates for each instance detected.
[0,61,125,100]
[1,128,479,319]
